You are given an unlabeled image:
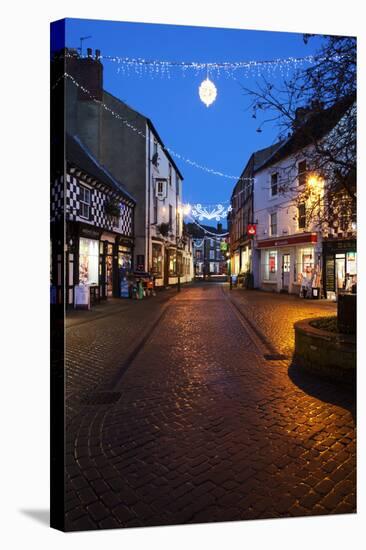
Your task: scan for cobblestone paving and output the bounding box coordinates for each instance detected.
[65,290,175,423]
[228,287,337,356]
[64,284,355,531]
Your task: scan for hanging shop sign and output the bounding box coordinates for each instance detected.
[247,224,256,236]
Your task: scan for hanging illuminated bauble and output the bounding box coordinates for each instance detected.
[198,77,217,107]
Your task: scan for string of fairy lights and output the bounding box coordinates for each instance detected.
[55,72,254,183]
[54,51,326,226]
[63,50,333,107]
[65,51,329,79]
[52,72,270,225]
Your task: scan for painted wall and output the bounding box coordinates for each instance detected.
[252,150,322,292]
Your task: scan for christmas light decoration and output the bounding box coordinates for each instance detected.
[191,203,231,221]
[199,77,217,107]
[64,52,332,80]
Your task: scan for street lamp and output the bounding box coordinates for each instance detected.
[183,204,191,216]
[307,174,323,194]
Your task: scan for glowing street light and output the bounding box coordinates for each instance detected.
[307,174,323,193]
[183,204,191,216]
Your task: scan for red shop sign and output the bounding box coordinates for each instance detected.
[247,224,256,236]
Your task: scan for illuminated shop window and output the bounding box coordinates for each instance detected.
[79,237,99,285]
[152,243,163,277]
[262,250,277,282]
[168,249,177,276]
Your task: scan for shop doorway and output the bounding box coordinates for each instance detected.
[335,253,346,292]
[281,253,291,291]
[104,243,114,297]
[105,255,113,296]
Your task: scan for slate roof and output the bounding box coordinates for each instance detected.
[253,94,355,173]
[103,91,184,181]
[66,134,136,204]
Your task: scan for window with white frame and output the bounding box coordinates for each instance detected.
[79,185,91,219]
[270,212,277,236]
[298,203,306,229]
[298,160,307,186]
[270,173,278,197]
[262,250,278,282]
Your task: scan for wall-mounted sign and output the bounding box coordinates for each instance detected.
[247,224,256,236]
[79,226,101,240]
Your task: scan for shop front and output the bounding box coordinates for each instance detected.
[67,224,102,307]
[99,232,133,299]
[257,233,319,295]
[323,239,357,300]
[151,241,164,287]
[66,223,133,306]
[168,246,178,285]
[231,249,240,276]
[240,242,252,274]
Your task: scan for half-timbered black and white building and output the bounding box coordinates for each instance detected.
[51,134,135,307]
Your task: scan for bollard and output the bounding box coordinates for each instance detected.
[230,276,232,290]
[177,275,181,292]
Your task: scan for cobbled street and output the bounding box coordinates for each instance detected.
[65,283,355,531]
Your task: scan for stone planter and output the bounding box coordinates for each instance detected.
[294,317,356,384]
[337,293,356,334]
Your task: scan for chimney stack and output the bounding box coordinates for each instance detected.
[66,47,103,101]
[217,222,223,233]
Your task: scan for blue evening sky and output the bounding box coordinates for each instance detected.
[64,18,323,224]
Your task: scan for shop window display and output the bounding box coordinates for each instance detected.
[296,247,314,283]
[79,237,99,285]
[177,252,183,276]
[168,249,177,276]
[262,250,277,282]
[346,251,357,276]
[151,244,163,277]
[118,245,132,273]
